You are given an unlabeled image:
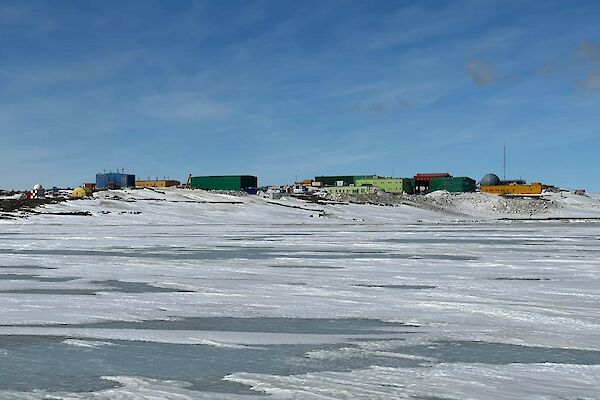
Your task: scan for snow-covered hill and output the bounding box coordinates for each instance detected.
[4,187,600,224]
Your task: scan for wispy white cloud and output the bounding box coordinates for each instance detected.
[5,52,138,89]
[138,92,234,121]
[367,3,479,50]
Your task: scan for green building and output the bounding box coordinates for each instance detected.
[315,175,374,187]
[428,177,476,193]
[190,175,257,191]
[355,177,414,194]
[325,185,376,195]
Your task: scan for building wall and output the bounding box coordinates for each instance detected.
[325,185,375,195]
[414,173,451,183]
[355,177,413,194]
[429,177,476,193]
[481,183,543,195]
[240,175,258,190]
[315,175,374,187]
[136,180,180,188]
[96,173,136,189]
[190,175,258,191]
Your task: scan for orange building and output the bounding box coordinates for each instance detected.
[135,179,180,188]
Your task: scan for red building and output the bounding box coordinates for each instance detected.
[414,173,451,194]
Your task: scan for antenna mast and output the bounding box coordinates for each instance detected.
[503,143,506,181]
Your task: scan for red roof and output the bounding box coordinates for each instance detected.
[414,173,451,182]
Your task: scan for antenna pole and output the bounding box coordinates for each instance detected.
[503,143,506,181]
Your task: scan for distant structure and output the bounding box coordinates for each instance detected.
[190,175,257,191]
[354,177,414,194]
[294,179,324,188]
[413,173,451,194]
[480,173,501,186]
[314,175,374,187]
[325,185,377,195]
[136,179,180,188]
[429,177,476,193]
[313,173,478,195]
[480,173,542,196]
[481,182,542,196]
[96,172,136,189]
[26,184,45,199]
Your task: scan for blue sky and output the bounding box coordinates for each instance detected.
[1,0,599,190]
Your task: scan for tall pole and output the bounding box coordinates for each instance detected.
[503,143,506,181]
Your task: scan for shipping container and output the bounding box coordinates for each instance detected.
[190,175,258,191]
[429,177,476,193]
[96,173,136,189]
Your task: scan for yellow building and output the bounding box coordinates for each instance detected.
[135,180,180,188]
[481,182,542,195]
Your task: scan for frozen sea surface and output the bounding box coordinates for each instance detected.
[0,189,599,399]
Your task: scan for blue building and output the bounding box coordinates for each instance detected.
[96,172,136,189]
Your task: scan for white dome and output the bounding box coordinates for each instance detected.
[33,184,43,190]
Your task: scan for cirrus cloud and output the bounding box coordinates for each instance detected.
[138,92,234,122]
